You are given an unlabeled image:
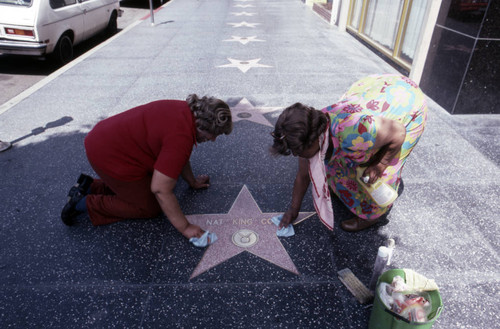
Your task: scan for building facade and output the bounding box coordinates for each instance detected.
[307,0,499,114]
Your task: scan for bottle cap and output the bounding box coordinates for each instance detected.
[378,246,389,258]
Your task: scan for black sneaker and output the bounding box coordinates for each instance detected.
[61,186,85,226]
[76,173,94,195]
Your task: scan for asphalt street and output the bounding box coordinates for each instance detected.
[0,0,152,106]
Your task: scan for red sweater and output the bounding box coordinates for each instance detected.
[85,100,197,181]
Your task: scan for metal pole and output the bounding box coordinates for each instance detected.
[148,0,155,26]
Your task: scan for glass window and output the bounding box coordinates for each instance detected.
[346,0,429,70]
[400,0,428,62]
[0,0,32,6]
[50,0,77,9]
[363,0,405,51]
[349,0,364,30]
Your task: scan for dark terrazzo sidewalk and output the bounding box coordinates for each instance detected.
[0,0,498,328]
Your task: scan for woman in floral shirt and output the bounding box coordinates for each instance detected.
[271,74,428,232]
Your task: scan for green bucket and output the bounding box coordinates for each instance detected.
[368,269,443,329]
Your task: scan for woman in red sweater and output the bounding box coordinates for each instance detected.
[62,94,232,241]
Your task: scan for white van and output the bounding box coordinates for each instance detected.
[0,0,121,64]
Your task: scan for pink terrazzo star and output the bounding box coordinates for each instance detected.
[230,97,281,127]
[187,185,315,279]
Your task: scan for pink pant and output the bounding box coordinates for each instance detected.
[86,165,162,226]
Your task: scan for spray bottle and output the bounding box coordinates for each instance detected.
[356,166,398,208]
[369,246,390,291]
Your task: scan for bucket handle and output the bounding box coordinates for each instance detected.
[384,308,411,323]
[436,305,443,316]
[434,305,444,318]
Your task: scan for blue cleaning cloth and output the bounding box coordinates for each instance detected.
[271,214,295,237]
[190,231,218,247]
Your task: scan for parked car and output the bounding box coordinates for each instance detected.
[451,0,488,12]
[0,0,122,64]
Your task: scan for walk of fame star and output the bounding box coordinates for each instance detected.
[230,97,281,127]
[227,21,260,28]
[187,186,315,279]
[217,58,272,73]
[231,12,255,16]
[223,36,265,45]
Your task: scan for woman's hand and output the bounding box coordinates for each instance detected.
[181,162,210,190]
[362,163,388,184]
[191,174,210,189]
[279,208,299,229]
[279,158,310,228]
[181,223,205,239]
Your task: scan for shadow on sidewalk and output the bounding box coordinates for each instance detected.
[0,125,392,328]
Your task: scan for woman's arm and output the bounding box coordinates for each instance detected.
[280,157,311,228]
[180,161,210,189]
[363,116,406,183]
[151,169,205,239]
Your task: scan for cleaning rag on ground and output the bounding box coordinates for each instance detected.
[190,231,218,247]
[271,214,295,237]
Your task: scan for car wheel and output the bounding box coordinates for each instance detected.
[106,12,118,36]
[53,34,73,65]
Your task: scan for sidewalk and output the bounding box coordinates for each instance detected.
[0,0,498,327]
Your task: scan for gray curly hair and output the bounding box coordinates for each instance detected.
[186,94,233,136]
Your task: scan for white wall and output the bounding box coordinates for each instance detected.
[409,0,442,84]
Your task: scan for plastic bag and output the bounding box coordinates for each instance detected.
[378,276,432,323]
